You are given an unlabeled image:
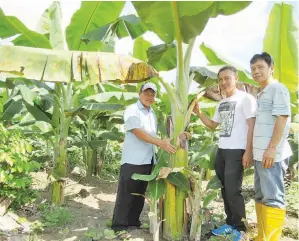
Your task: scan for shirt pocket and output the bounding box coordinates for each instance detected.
[258,98,272,113]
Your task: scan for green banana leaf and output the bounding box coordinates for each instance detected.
[66,1,125,51]
[36,1,66,50]
[199,43,255,84]
[263,3,298,113]
[133,37,152,62]
[133,1,251,44]
[0,8,51,48]
[149,179,166,200]
[263,3,298,92]
[147,43,177,71]
[82,15,148,44]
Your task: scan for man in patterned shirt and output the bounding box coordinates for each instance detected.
[193,66,257,241]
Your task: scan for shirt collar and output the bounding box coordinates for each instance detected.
[137,100,153,111]
[259,80,278,94]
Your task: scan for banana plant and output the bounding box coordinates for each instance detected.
[70,114,124,177]
[187,121,219,240]
[0,1,157,205]
[132,138,221,241]
[69,90,140,176]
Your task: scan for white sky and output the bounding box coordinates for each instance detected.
[0,0,298,89]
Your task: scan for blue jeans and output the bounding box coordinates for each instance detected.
[254,159,289,208]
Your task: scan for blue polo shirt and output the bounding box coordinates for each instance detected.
[121,100,157,165]
[253,81,292,162]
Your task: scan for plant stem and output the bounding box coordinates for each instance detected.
[158,77,178,109]
[184,38,196,88]
[171,1,188,139]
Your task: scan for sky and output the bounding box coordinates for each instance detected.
[0,0,298,89]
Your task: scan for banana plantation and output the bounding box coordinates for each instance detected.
[0,1,298,241]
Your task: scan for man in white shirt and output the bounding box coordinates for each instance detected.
[193,66,256,241]
[250,52,292,241]
[111,83,176,235]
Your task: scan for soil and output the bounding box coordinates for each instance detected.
[0,172,297,241]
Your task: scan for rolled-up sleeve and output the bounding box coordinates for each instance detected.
[272,84,291,116]
[124,108,142,131]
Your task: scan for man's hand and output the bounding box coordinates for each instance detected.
[158,139,176,154]
[193,102,201,116]
[262,146,276,168]
[242,151,253,168]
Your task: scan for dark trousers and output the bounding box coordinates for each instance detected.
[112,162,153,231]
[215,148,246,231]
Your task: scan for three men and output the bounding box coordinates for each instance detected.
[112,52,291,241]
[193,66,256,241]
[250,52,292,241]
[111,83,176,234]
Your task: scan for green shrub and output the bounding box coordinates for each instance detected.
[67,145,84,171]
[0,124,40,207]
[100,141,122,180]
[28,135,53,170]
[40,204,72,227]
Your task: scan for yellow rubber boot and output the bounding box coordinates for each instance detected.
[262,205,286,241]
[255,202,263,241]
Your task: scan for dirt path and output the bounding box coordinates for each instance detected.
[25,173,152,241]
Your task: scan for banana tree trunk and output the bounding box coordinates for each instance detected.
[51,118,70,204]
[85,116,99,177]
[86,148,98,176]
[163,145,188,240]
[51,137,67,204]
[50,83,72,205]
[190,169,204,240]
[95,147,104,176]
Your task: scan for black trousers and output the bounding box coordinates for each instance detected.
[112,161,153,231]
[215,148,246,232]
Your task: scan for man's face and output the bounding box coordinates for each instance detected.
[250,59,273,83]
[139,88,156,108]
[218,69,237,94]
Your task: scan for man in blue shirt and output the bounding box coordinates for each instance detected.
[250,52,292,241]
[111,82,176,234]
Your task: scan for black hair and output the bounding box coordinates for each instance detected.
[250,52,274,67]
[217,65,238,77]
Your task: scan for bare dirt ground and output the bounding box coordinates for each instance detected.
[0,172,298,241]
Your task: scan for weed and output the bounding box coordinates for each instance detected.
[285,181,299,217]
[30,220,45,233]
[40,204,72,227]
[283,226,299,239]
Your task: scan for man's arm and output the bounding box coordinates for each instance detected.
[262,116,288,168]
[132,128,176,154]
[263,84,291,168]
[242,117,255,168]
[193,102,219,130]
